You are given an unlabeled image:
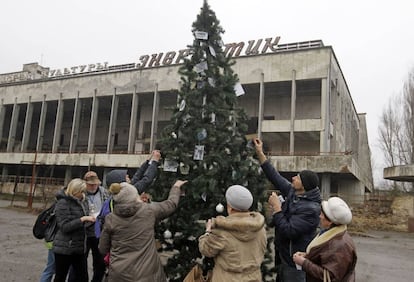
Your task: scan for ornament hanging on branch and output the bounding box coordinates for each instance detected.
[163,159,179,172]
[194,30,208,40]
[196,128,207,141]
[193,145,205,160]
[216,203,224,213]
[163,229,172,239]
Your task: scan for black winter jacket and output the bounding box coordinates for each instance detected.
[53,189,88,255]
[261,161,321,268]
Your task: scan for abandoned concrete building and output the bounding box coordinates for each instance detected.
[0,38,373,203]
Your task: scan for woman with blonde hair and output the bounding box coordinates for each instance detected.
[53,178,96,282]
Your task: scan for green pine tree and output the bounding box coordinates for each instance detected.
[150,1,274,280]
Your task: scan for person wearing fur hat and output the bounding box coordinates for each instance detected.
[293,197,357,282]
[198,185,267,282]
[253,138,321,282]
[98,180,187,282]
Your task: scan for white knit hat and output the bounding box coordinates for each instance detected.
[225,185,253,211]
[322,197,352,225]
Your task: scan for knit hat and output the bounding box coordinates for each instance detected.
[83,171,101,185]
[322,197,352,225]
[109,182,139,204]
[225,185,253,211]
[299,170,319,191]
[106,169,127,187]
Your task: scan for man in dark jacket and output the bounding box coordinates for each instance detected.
[253,138,321,282]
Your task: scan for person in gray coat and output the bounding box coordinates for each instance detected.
[53,178,96,282]
[98,180,187,282]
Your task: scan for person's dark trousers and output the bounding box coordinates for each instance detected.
[278,263,306,282]
[54,253,88,282]
[68,237,105,282]
[87,236,106,282]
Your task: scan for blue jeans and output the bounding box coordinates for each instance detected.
[39,249,55,282]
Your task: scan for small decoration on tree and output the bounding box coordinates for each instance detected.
[196,128,207,141]
[179,99,186,111]
[193,145,205,160]
[209,45,216,57]
[163,159,179,172]
[194,30,208,40]
[179,162,190,175]
[163,229,172,239]
[215,203,224,213]
[234,82,245,96]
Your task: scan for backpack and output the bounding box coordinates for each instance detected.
[33,202,58,242]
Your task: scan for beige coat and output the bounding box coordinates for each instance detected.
[199,212,267,282]
[98,186,180,282]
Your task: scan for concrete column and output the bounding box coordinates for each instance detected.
[257,73,265,140]
[107,88,119,154]
[1,166,8,181]
[320,75,330,154]
[52,93,64,153]
[0,99,6,147]
[36,95,47,152]
[64,167,72,186]
[21,97,34,152]
[128,85,139,154]
[289,70,296,154]
[88,89,99,153]
[320,173,331,200]
[7,98,20,152]
[69,92,82,153]
[149,83,159,152]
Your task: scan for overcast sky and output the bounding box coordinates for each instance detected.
[1,0,413,184]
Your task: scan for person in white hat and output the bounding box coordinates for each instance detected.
[293,197,357,282]
[198,185,267,282]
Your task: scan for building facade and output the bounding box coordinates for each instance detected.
[0,38,373,203]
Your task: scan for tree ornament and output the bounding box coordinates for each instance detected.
[196,128,207,141]
[194,30,208,40]
[179,100,186,111]
[216,203,224,213]
[179,162,190,175]
[193,145,205,160]
[163,229,172,239]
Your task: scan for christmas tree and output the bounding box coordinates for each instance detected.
[150,1,273,280]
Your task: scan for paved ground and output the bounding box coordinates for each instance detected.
[0,199,414,281]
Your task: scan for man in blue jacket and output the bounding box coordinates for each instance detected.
[253,138,321,282]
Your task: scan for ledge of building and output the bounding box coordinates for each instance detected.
[383,165,414,182]
[0,152,150,168]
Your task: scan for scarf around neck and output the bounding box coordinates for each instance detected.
[306,225,347,253]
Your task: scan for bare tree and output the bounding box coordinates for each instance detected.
[378,67,414,192]
[403,69,414,164]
